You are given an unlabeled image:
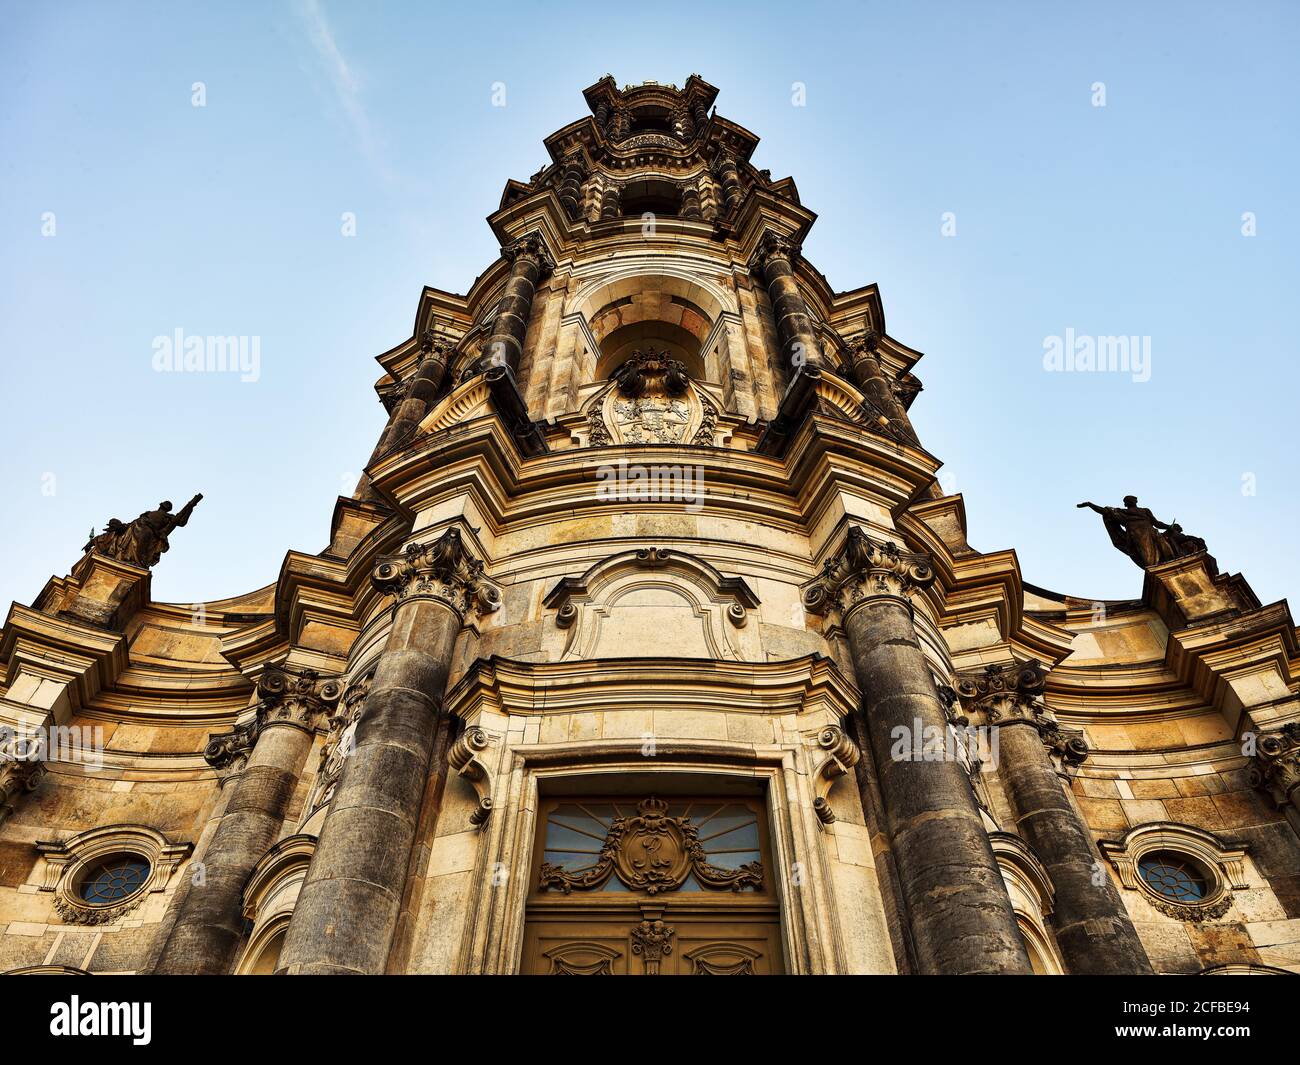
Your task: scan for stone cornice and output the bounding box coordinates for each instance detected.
[367,406,942,534]
[220,503,409,676]
[444,653,857,722]
[0,604,129,716]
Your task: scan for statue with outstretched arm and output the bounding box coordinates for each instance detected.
[84,493,203,568]
[1077,495,1172,569]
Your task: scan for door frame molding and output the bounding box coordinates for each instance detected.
[456,738,846,974]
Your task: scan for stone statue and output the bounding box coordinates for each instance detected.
[83,494,203,568]
[1076,496,1211,571]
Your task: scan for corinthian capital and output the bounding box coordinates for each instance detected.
[372,528,503,616]
[203,665,343,776]
[954,659,1048,723]
[1248,722,1300,807]
[751,230,800,272]
[953,658,1089,769]
[802,526,935,617]
[256,665,343,730]
[501,233,555,277]
[0,755,45,827]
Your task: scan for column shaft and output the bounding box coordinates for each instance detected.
[276,597,459,974]
[849,333,917,443]
[755,234,823,375]
[845,596,1031,974]
[714,152,742,213]
[997,721,1152,973]
[470,235,552,380]
[372,343,451,457]
[152,666,339,974]
[153,723,312,974]
[356,339,453,500]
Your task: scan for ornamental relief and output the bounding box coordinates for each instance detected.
[305,669,373,819]
[585,349,719,447]
[539,797,764,896]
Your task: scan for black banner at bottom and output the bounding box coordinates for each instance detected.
[0,972,1290,1052]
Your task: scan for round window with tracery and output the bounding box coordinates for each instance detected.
[78,855,151,906]
[1137,852,1208,903]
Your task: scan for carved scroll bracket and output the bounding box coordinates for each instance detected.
[448,726,495,828]
[811,724,861,826]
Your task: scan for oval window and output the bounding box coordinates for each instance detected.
[78,855,151,906]
[1137,852,1208,903]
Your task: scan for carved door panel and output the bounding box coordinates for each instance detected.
[522,796,784,975]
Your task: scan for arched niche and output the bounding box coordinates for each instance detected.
[596,320,704,381]
[575,271,729,387]
[236,833,316,975]
[619,175,685,217]
[990,832,1065,975]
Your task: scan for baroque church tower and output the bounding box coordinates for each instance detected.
[2,76,1298,976]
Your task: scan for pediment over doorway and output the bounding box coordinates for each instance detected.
[542,547,760,661]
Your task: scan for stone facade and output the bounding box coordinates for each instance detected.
[1,75,1297,976]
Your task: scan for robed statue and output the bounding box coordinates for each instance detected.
[1076,496,1212,572]
[83,495,203,568]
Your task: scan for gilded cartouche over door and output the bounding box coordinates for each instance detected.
[522,796,784,975]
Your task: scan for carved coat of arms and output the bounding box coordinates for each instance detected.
[587,348,717,447]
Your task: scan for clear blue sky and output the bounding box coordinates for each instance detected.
[1,1,1296,614]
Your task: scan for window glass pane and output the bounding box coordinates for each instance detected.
[1138,853,1207,901]
[539,797,764,894]
[79,856,150,905]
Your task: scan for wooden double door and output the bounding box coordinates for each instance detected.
[522,795,784,976]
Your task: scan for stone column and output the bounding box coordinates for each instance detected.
[846,331,918,444]
[276,528,500,975]
[600,184,621,220]
[462,233,553,456]
[1249,723,1300,840]
[753,232,823,375]
[712,150,742,214]
[956,660,1153,975]
[680,182,703,220]
[357,333,454,500]
[556,154,586,221]
[471,234,553,379]
[153,666,341,975]
[374,335,453,456]
[803,527,1031,974]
